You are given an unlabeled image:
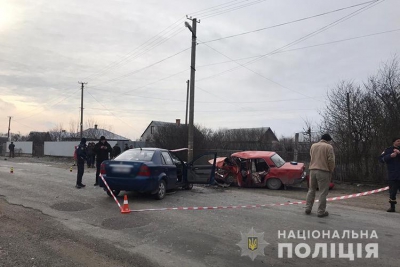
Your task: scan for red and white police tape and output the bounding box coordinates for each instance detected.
[99,174,121,210]
[99,174,389,213]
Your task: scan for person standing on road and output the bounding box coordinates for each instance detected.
[76,138,87,189]
[8,142,15,158]
[112,143,121,158]
[86,142,94,168]
[94,136,112,186]
[305,133,335,218]
[124,143,129,151]
[378,137,400,212]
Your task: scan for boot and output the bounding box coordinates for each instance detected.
[387,201,396,212]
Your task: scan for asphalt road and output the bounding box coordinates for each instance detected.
[0,158,399,267]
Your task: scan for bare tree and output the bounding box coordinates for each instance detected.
[48,123,65,141]
[69,120,79,139]
[317,56,400,183]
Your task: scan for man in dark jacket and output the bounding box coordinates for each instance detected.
[76,138,87,189]
[8,142,15,158]
[112,143,121,158]
[86,142,94,168]
[378,137,400,212]
[94,136,112,186]
[124,143,129,151]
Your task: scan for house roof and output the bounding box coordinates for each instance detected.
[140,121,176,138]
[82,128,130,141]
[222,127,278,142]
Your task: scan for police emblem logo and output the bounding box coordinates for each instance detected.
[237,227,269,261]
[248,237,258,251]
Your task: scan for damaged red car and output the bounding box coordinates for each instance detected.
[213,151,307,190]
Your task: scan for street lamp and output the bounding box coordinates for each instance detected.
[185,17,198,163]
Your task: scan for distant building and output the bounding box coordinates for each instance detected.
[82,125,130,141]
[141,120,182,142]
[218,127,279,150]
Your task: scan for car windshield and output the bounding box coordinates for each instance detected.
[270,153,285,168]
[115,149,155,161]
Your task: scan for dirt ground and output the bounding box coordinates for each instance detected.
[4,156,392,212]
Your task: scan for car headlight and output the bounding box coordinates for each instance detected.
[301,171,306,179]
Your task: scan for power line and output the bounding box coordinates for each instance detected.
[275,28,400,53]
[198,28,400,66]
[85,90,137,131]
[189,0,262,17]
[15,88,81,121]
[86,26,398,103]
[89,47,191,88]
[83,19,186,82]
[83,0,255,82]
[196,0,384,85]
[244,0,385,66]
[84,0,267,84]
[199,0,267,20]
[200,0,377,43]
[87,27,186,84]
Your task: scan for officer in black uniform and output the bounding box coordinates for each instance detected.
[76,138,87,189]
[378,137,400,212]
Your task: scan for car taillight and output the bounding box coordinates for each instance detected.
[100,163,106,174]
[138,164,150,177]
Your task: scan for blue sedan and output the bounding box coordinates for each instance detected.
[99,148,217,200]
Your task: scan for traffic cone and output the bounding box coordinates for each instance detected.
[10,167,13,173]
[70,167,72,172]
[121,195,131,214]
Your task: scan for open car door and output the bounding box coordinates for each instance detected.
[186,152,217,184]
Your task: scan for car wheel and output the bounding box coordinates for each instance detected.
[106,189,120,197]
[266,178,282,190]
[183,183,193,190]
[155,180,166,200]
[225,174,235,186]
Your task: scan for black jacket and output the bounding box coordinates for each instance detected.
[378,146,400,181]
[112,145,121,157]
[76,143,87,164]
[94,141,112,163]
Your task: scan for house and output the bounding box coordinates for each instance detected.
[141,120,182,142]
[82,125,130,141]
[218,127,279,150]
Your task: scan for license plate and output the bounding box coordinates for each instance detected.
[112,166,132,173]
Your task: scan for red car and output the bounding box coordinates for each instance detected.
[213,151,307,190]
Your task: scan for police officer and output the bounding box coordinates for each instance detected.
[76,138,87,189]
[378,137,400,212]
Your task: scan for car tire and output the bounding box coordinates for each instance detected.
[106,189,120,197]
[225,174,235,186]
[266,178,282,190]
[183,183,193,190]
[155,180,166,200]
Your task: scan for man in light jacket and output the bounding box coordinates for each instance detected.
[305,133,335,217]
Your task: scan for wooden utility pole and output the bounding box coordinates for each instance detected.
[185,79,189,125]
[186,17,198,163]
[78,82,87,139]
[294,133,299,162]
[7,116,12,141]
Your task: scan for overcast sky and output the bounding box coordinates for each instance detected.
[1,0,399,140]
